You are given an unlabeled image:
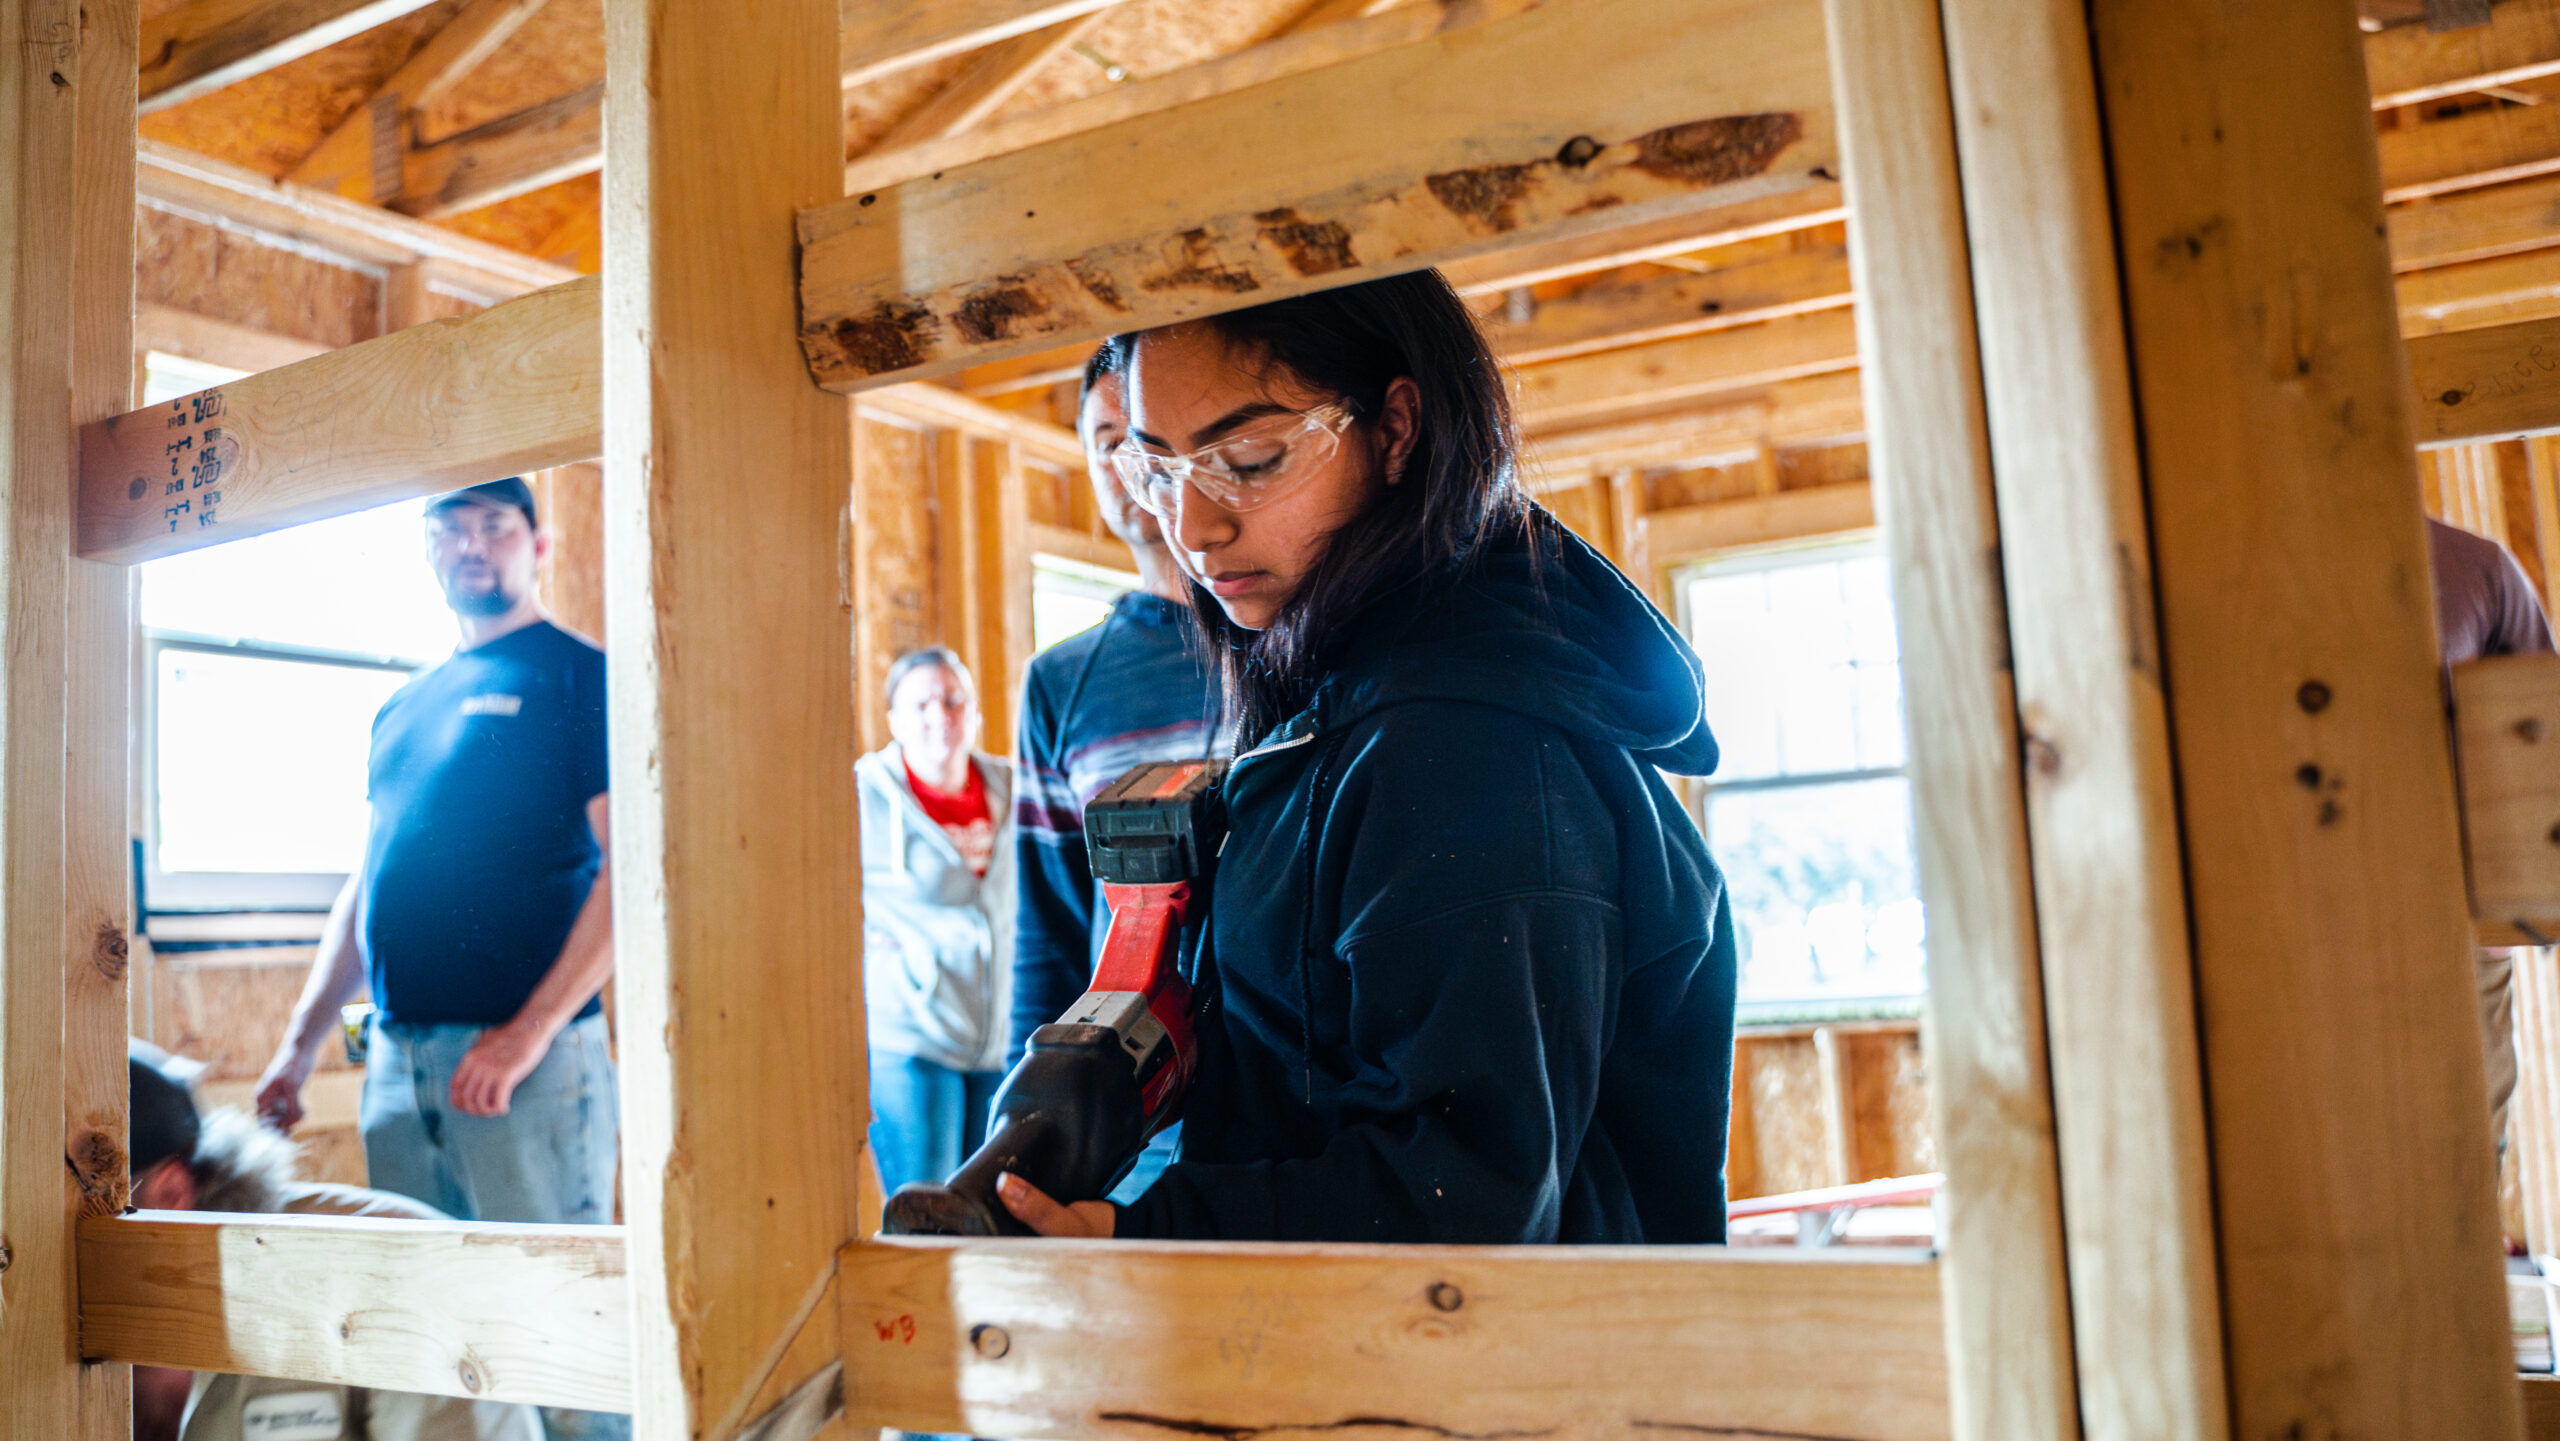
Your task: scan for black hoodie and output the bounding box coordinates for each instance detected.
[1113,516,1737,1243]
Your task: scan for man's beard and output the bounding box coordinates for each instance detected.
[444,578,517,616]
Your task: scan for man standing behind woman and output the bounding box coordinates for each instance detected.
[1008,348,1221,1199]
[858,647,1016,1193]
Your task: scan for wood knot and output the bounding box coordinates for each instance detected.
[457,1357,485,1394]
[1554,135,1603,169]
[2024,734,2063,777]
[2296,680,2332,714]
[92,923,128,980]
[1426,1282,1464,1312]
[2518,717,2546,744]
[970,1323,1011,1359]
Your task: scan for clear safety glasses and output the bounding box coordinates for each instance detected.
[1109,401,1358,518]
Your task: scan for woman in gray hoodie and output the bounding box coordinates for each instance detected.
[856,648,1016,1193]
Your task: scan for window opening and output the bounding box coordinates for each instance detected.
[1032,552,1140,652]
[1680,539,1926,1019]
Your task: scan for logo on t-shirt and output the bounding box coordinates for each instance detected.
[240,1389,345,1440]
[459,693,524,717]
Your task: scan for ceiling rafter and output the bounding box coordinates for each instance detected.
[140,0,446,113]
[286,0,553,203]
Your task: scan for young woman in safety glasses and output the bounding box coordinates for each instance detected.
[995,271,1740,1245]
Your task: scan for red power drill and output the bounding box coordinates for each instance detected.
[881,758,1226,1236]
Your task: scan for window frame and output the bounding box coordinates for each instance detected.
[1675,537,1926,1018]
[138,628,419,914]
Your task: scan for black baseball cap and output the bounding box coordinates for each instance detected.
[128,1039,204,1178]
[427,475,538,529]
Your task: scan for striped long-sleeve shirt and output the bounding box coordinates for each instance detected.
[1008,591,1219,1067]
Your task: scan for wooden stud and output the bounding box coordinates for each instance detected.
[2516,946,2560,1256]
[79,275,601,564]
[1604,466,1652,601]
[1440,187,1847,296]
[2455,655,2560,941]
[69,0,138,1432]
[2091,0,2520,1431]
[78,1213,631,1411]
[2400,248,2560,338]
[285,0,552,202]
[601,0,868,1433]
[1937,0,2234,1436]
[974,441,1034,751]
[137,0,443,114]
[1821,0,2081,1433]
[798,0,1837,390]
[531,461,604,642]
[934,428,984,680]
[1811,1026,1856,1188]
[0,0,85,1429]
[836,1241,1951,1440]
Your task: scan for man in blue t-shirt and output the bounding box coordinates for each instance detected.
[1009,350,1220,1198]
[252,478,623,1437]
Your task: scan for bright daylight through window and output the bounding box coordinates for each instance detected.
[1683,542,1925,1015]
[140,357,459,912]
[1032,553,1139,652]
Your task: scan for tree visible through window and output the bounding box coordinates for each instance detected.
[1681,542,1926,1013]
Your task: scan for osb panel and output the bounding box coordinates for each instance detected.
[416,0,603,139]
[296,1126,371,1188]
[147,948,352,1082]
[139,208,381,347]
[1739,1033,1831,1196]
[1021,456,1081,532]
[533,462,605,643]
[846,51,979,156]
[1841,1030,1934,1182]
[430,172,599,258]
[992,0,1307,120]
[138,3,463,177]
[1541,484,1608,552]
[854,416,940,755]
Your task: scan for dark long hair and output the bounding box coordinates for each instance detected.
[1104,270,1527,746]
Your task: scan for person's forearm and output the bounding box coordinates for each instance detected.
[506,863,615,1042]
[277,881,367,1071]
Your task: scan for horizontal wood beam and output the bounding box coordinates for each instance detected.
[2379,100,2560,204]
[1028,520,1136,573]
[136,303,328,372]
[857,381,1084,467]
[1644,480,1874,563]
[140,0,444,113]
[139,138,576,292]
[1522,367,1866,468]
[2366,0,2560,109]
[798,0,1837,391]
[77,1212,630,1411]
[2390,174,2560,272]
[2409,313,2560,444]
[1484,241,1851,366]
[1441,184,1845,295]
[1512,307,1861,429]
[78,275,599,563]
[838,1238,1949,1441]
[843,0,1551,193]
[841,0,1128,86]
[394,81,603,219]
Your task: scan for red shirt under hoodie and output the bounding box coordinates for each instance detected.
[905,758,995,877]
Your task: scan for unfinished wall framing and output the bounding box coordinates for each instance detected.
[2,1,2551,1440]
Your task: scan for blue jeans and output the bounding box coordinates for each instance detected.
[363,1014,628,1440]
[869,1051,1003,1195]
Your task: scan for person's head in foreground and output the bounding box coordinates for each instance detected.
[995,271,1738,1248]
[1103,269,1523,744]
